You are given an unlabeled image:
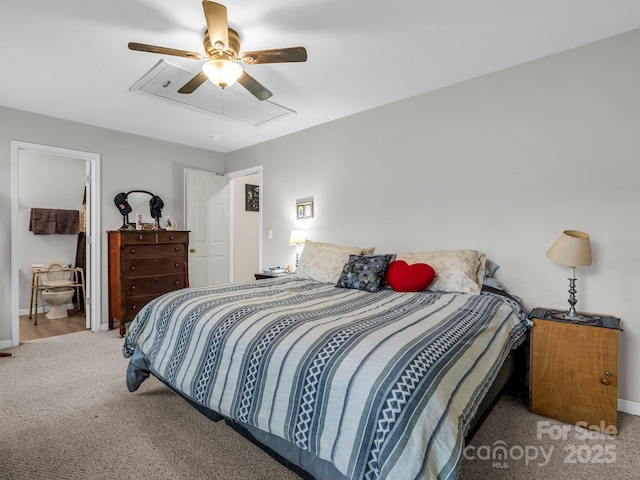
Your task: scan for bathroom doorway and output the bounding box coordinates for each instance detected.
[10,141,101,346]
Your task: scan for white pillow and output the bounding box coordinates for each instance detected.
[296,240,376,283]
[395,250,486,294]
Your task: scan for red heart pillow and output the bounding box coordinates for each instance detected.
[386,260,436,292]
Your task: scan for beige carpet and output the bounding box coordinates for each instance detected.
[1,331,639,480]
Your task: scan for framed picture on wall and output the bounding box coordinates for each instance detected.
[296,200,313,219]
[245,184,259,212]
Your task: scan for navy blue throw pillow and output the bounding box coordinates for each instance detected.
[336,254,394,292]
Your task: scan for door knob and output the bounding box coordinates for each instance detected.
[189,248,196,253]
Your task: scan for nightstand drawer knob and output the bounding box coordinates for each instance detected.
[601,372,612,386]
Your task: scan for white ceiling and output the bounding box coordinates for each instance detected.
[2,0,640,153]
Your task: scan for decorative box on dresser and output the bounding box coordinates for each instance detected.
[108,230,189,336]
[529,307,620,433]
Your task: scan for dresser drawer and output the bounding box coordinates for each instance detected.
[124,274,186,297]
[120,232,160,244]
[157,231,189,244]
[123,257,186,276]
[122,295,159,321]
[122,243,186,259]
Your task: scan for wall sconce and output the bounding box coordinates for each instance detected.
[546,230,592,319]
[288,229,306,268]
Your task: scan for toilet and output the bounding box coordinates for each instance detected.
[39,260,75,320]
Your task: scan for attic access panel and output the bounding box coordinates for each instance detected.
[129,60,294,126]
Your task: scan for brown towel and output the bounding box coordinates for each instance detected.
[29,208,57,234]
[56,209,80,234]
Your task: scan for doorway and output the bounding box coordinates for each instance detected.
[229,171,262,283]
[184,166,262,287]
[10,141,101,347]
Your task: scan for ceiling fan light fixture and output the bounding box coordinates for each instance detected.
[202,59,243,89]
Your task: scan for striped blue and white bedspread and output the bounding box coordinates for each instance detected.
[123,276,528,480]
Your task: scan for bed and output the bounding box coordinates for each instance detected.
[123,243,530,480]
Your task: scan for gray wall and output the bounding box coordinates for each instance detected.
[0,106,225,341]
[227,30,640,406]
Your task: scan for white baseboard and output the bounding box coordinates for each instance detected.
[618,398,640,416]
[0,339,13,350]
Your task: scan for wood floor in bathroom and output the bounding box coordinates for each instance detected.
[19,309,87,342]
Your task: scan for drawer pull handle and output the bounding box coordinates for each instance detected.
[175,263,180,268]
[131,305,137,310]
[601,371,612,386]
[130,285,136,291]
[170,236,175,240]
[130,266,136,271]
[175,281,180,285]
[130,249,136,254]
[138,235,144,241]
[175,247,180,251]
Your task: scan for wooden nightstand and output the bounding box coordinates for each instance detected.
[529,307,620,432]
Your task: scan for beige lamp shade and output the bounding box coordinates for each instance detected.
[288,229,306,245]
[546,230,592,267]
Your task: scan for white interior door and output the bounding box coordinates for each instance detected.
[184,168,230,287]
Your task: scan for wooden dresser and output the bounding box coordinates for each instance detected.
[108,230,189,336]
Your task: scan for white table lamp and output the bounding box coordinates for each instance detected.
[546,230,592,319]
[288,230,306,268]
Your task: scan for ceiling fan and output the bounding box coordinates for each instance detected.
[128,1,307,101]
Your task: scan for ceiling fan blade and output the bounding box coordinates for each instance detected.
[128,42,202,60]
[202,1,229,51]
[178,71,208,94]
[240,47,307,64]
[237,71,273,101]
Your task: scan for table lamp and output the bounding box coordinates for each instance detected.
[288,229,306,268]
[546,230,592,319]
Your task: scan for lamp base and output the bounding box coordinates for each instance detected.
[564,311,586,321]
[565,277,584,321]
